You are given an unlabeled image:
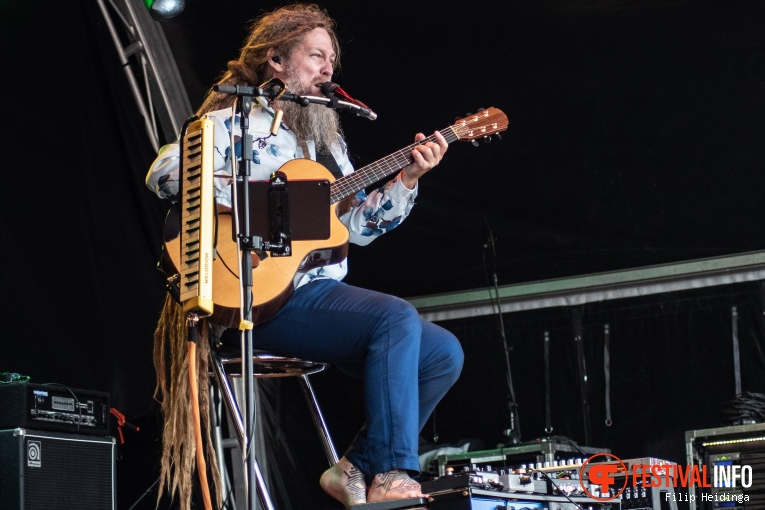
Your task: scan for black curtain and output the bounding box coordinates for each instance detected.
[3,1,765,509]
[425,282,765,465]
[0,2,168,507]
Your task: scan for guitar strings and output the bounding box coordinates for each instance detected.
[330,126,458,203]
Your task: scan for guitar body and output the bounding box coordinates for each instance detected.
[164,159,349,327]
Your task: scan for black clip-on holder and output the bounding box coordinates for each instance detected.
[237,170,293,258]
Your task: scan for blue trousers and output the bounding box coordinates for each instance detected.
[250,279,464,477]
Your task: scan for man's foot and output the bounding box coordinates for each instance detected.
[367,470,428,503]
[320,456,367,509]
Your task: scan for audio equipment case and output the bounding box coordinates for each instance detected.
[686,422,765,510]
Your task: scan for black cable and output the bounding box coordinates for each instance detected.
[38,382,84,434]
[538,471,586,510]
[720,391,765,425]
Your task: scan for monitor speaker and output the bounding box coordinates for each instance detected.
[0,428,116,509]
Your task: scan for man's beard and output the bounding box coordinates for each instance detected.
[281,69,343,153]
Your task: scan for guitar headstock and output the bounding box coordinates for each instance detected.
[452,107,508,143]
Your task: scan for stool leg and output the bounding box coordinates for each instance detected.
[299,374,339,466]
[209,384,233,505]
[210,350,277,510]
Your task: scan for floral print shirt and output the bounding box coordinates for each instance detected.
[145,100,418,288]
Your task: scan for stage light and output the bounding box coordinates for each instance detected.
[144,0,185,20]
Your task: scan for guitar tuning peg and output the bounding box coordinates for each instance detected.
[477,107,485,112]
[495,133,503,140]
[483,136,492,144]
[471,140,480,147]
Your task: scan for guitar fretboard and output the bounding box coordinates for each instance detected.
[329,126,459,204]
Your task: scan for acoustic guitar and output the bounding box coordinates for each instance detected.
[164,107,508,326]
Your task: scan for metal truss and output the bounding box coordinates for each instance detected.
[95,0,191,152]
[408,250,765,321]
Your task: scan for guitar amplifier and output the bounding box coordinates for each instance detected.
[0,382,110,435]
[0,428,116,509]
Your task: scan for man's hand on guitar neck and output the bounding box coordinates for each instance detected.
[400,130,448,190]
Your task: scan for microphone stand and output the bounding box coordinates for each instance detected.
[228,91,271,510]
[221,83,288,510]
[213,80,363,510]
[482,214,521,445]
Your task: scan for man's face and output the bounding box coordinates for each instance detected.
[279,27,336,95]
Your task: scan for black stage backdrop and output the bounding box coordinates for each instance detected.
[1,1,765,509]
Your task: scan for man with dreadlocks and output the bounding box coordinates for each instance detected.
[146,3,463,509]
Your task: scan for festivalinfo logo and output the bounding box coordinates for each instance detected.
[579,453,753,503]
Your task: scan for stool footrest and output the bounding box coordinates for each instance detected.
[350,497,427,510]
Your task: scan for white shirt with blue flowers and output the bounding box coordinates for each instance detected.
[145,101,418,289]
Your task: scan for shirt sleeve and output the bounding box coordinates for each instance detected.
[144,111,252,208]
[145,142,181,202]
[334,139,419,247]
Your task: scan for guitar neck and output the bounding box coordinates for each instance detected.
[329,126,459,204]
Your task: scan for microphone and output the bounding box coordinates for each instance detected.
[320,82,378,120]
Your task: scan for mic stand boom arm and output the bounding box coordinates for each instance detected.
[214,84,376,120]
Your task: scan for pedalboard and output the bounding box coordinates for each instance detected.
[422,460,622,509]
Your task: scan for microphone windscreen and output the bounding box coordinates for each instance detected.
[320,82,339,96]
